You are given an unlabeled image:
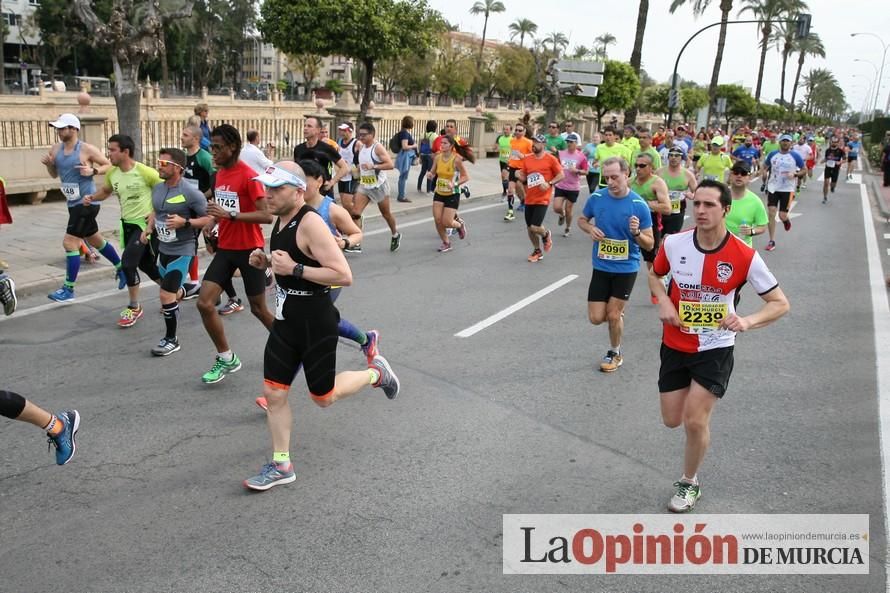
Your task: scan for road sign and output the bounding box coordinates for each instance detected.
[795,13,811,39]
[668,88,680,109]
[716,97,727,114]
[552,60,604,99]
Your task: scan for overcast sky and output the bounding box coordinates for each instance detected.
[429,0,890,114]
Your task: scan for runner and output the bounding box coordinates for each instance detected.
[504,122,533,221]
[496,123,513,197]
[428,135,472,252]
[83,134,162,327]
[630,129,662,171]
[352,122,401,252]
[845,132,861,180]
[630,153,672,302]
[335,122,361,229]
[181,124,216,294]
[517,135,563,262]
[648,179,789,512]
[41,113,123,302]
[730,135,761,174]
[1,389,79,466]
[821,135,845,204]
[657,146,697,238]
[243,161,400,491]
[553,133,589,237]
[791,136,813,191]
[560,120,577,140]
[582,132,602,192]
[761,134,805,251]
[145,148,211,356]
[759,134,780,191]
[621,125,641,154]
[805,135,819,187]
[578,157,654,372]
[241,130,274,174]
[696,136,732,183]
[544,122,567,156]
[724,161,768,247]
[255,158,380,411]
[196,124,274,384]
[594,127,632,188]
[293,116,349,199]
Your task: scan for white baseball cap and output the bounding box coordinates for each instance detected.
[253,165,307,189]
[48,113,81,130]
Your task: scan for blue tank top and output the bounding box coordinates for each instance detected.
[316,196,337,235]
[54,141,95,208]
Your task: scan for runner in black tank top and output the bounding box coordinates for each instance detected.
[243,161,401,492]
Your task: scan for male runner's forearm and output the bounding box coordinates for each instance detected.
[745,297,789,329]
[234,211,273,224]
[647,268,668,298]
[301,266,351,287]
[635,230,655,251]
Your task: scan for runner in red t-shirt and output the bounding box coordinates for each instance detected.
[197,124,274,385]
[648,179,789,513]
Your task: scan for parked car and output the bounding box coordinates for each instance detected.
[27,80,66,94]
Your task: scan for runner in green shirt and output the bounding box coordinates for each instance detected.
[496,124,513,196]
[545,121,567,156]
[84,134,162,328]
[631,129,661,172]
[595,126,631,187]
[724,161,768,247]
[696,136,732,183]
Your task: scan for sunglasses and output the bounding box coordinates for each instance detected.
[210,143,226,151]
[634,163,649,168]
[157,159,183,168]
[549,125,558,128]
[731,170,749,176]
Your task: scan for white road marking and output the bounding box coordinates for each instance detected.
[884,234,890,240]
[455,274,578,338]
[364,202,502,237]
[849,173,863,185]
[859,181,890,592]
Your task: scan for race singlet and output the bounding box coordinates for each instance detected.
[214,189,240,214]
[679,301,728,334]
[61,183,80,203]
[669,191,683,214]
[597,238,629,260]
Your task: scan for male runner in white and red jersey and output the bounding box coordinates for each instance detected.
[648,179,789,513]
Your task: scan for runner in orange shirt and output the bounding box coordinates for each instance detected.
[517,135,564,262]
[505,123,533,221]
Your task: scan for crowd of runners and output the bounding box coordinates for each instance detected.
[2,110,869,511]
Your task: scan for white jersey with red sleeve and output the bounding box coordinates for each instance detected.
[653,229,779,353]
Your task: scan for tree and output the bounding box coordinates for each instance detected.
[623,0,650,125]
[669,0,734,127]
[73,0,194,160]
[680,86,709,121]
[571,45,592,59]
[260,0,443,120]
[642,85,671,121]
[715,83,756,127]
[508,18,537,48]
[589,60,640,128]
[491,44,535,104]
[469,0,505,68]
[288,53,324,98]
[737,0,807,103]
[594,33,617,60]
[543,32,569,56]
[30,0,83,85]
[789,32,823,113]
[431,34,476,101]
[757,102,787,125]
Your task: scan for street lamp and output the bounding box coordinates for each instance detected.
[854,59,879,118]
[851,32,888,118]
[852,75,875,119]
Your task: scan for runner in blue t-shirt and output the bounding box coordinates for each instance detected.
[731,135,761,174]
[578,157,654,373]
[845,134,862,180]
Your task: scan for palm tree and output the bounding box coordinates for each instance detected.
[543,31,569,56]
[738,0,807,103]
[594,33,617,59]
[669,0,734,125]
[624,0,650,125]
[789,32,824,112]
[469,0,506,67]
[801,68,834,115]
[508,18,537,48]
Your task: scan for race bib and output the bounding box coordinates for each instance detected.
[274,285,286,321]
[184,177,200,189]
[61,183,80,203]
[360,170,378,187]
[679,301,728,334]
[826,160,836,168]
[527,172,547,188]
[155,220,176,243]
[561,160,575,171]
[597,238,629,260]
[214,189,240,213]
[703,174,718,181]
[436,177,454,194]
[669,191,683,214]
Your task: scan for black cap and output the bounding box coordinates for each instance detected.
[731,161,751,175]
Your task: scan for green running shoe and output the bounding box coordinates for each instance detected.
[202,354,242,384]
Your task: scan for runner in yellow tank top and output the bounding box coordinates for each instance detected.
[427,135,472,253]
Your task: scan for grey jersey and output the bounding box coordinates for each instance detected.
[151,179,207,256]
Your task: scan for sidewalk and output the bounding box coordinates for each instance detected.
[0,158,505,295]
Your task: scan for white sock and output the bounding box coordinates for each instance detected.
[681,474,698,485]
[219,350,234,362]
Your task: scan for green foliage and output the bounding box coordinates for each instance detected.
[679,87,709,121]
[431,34,476,100]
[642,85,670,118]
[324,79,344,94]
[757,102,787,124]
[259,0,443,113]
[715,83,756,124]
[865,118,890,145]
[867,143,883,168]
[481,111,498,132]
[491,45,535,101]
[589,60,640,124]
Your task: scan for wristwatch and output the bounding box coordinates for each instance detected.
[292,263,304,278]
[184,219,191,229]
[228,211,237,220]
[632,229,641,237]
[92,167,99,177]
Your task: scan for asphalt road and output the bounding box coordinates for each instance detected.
[1,175,887,593]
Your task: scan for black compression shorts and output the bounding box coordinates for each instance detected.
[65,204,100,238]
[554,187,580,203]
[524,204,547,227]
[203,248,266,297]
[588,269,638,302]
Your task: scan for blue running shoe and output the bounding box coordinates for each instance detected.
[244,461,296,491]
[48,286,75,302]
[116,267,127,290]
[47,410,80,465]
[361,330,380,365]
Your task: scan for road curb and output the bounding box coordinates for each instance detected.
[14,192,501,297]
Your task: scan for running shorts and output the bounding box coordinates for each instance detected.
[640,219,662,263]
[767,191,792,213]
[65,204,100,238]
[825,166,840,183]
[554,187,580,203]
[661,212,685,236]
[203,248,266,297]
[356,179,390,203]
[338,179,358,195]
[433,193,460,209]
[157,253,192,293]
[658,343,734,398]
[524,204,547,227]
[508,167,520,183]
[499,161,509,172]
[588,269,638,302]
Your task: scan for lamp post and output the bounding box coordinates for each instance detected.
[851,33,888,118]
[854,59,879,119]
[852,75,875,122]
